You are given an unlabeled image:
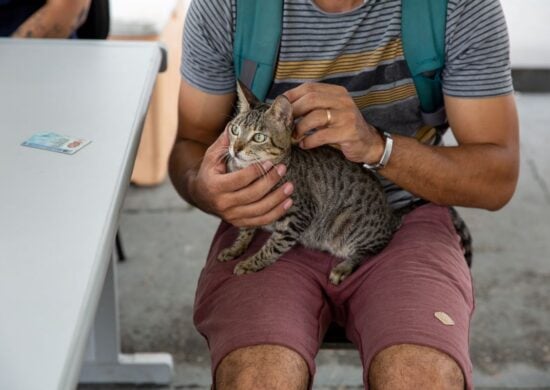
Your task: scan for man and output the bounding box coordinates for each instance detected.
[169,0,519,388]
[0,0,90,38]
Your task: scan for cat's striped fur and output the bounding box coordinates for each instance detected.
[219,82,472,285]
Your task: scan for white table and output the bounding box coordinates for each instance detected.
[0,39,172,390]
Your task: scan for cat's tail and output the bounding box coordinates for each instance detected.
[393,200,473,267]
[392,199,428,225]
[449,207,473,267]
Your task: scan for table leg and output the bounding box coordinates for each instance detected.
[79,256,173,384]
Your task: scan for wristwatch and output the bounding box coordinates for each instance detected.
[363,132,393,171]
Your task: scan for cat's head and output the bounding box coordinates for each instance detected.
[226,81,294,170]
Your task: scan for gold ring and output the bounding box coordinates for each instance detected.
[325,109,332,127]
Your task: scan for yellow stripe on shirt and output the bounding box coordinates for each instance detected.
[353,83,417,109]
[275,39,404,80]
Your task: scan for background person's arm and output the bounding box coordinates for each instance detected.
[12,0,91,38]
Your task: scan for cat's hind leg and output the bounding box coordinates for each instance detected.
[234,229,298,275]
[329,254,365,286]
[329,240,388,285]
[218,228,257,262]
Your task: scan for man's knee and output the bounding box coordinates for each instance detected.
[369,344,464,390]
[216,344,309,390]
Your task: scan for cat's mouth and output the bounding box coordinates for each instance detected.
[230,155,256,169]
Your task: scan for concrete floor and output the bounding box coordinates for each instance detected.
[79,92,550,389]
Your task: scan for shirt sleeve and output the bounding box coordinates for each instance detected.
[442,0,514,98]
[180,0,236,95]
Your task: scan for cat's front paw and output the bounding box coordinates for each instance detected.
[217,248,240,262]
[233,260,262,275]
[329,263,354,285]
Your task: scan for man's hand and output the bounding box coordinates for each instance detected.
[285,82,384,165]
[190,130,294,228]
[170,80,295,228]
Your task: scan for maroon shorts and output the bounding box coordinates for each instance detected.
[193,204,475,388]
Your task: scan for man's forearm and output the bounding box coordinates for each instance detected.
[12,2,89,38]
[168,140,208,208]
[381,135,519,210]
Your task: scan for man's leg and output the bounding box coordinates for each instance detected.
[369,344,464,389]
[216,345,309,390]
[331,204,475,389]
[194,222,333,389]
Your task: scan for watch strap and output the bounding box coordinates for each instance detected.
[363,132,393,170]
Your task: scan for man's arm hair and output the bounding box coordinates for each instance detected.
[12,0,91,38]
[380,94,519,211]
[169,79,236,207]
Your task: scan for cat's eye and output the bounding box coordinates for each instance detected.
[252,133,267,143]
[230,126,240,136]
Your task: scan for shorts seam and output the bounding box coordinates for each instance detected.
[316,297,329,344]
[347,309,366,366]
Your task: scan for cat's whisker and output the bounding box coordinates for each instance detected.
[213,147,231,165]
[252,158,269,179]
[216,153,230,165]
[212,145,230,155]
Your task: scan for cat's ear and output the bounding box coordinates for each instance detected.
[266,95,293,128]
[236,80,261,113]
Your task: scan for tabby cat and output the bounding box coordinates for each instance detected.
[218,82,471,285]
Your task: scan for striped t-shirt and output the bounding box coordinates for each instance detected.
[181,0,513,208]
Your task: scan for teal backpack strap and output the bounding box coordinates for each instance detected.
[401,0,448,128]
[234,0,284,102]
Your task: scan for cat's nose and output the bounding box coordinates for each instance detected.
[234,143,244,153]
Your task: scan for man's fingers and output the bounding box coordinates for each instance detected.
[205,129,229,165]
[219,161,286,192]
[284,82,347,103]
[299,126,346,150]
[232,197,294,228]
[224,181,294,222]
[294,108,341,140]
[225,164,288,204]
[291,92,347,118]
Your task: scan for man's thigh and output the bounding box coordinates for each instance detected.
[193,222,333,380]
[339,204,475,389]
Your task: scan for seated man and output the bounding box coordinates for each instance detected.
[169,0,519,388]
[0,0,91,38]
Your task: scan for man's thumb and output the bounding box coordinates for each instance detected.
[206,129,229,165]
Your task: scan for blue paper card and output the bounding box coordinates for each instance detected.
[22,132,91,155]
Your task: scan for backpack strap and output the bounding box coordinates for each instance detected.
[401,0,448,128]
[234,0,448,127]
[234,0,284,102]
